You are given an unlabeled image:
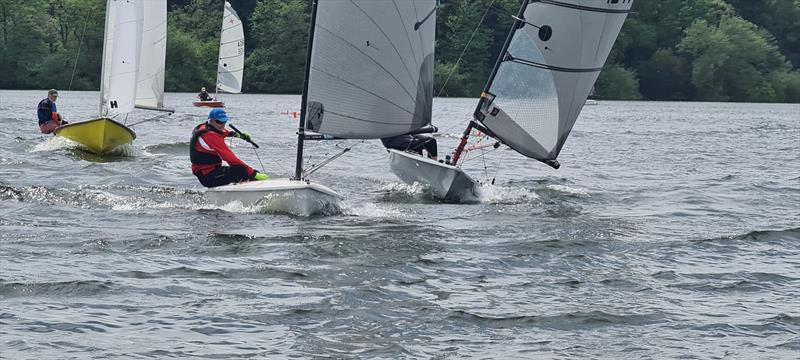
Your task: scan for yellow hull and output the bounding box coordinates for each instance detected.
[54,117,136,155]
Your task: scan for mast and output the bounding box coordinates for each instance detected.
[215,1,225,100]
[98,0,113,115]
[294,0,319,181]
[450,0,529,165]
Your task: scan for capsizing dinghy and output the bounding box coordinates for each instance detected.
[388,0,633,201]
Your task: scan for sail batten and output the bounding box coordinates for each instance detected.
[476,0,632,163]
[305,0,436,139]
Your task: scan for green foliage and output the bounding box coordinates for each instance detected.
[677,16,792,102]
[245,0,307,94]
[595,65,642,100]
[1,0,798,103]
[638,49,692,100]
[434,61,469,97]
[436,0,494,97]
[165,25,215,92]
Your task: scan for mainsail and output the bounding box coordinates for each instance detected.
[304,0,436,139]
[100,0,144,116]
[216,1,244,94]
[475,0,632,164]
[135,0,167,109]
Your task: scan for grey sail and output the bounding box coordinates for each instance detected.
[477,0,633,161]
[305,0,436,139]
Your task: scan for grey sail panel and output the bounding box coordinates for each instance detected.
[478,0,632,161]
[306,0,436,139]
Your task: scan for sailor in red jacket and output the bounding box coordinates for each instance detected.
[190,108,268,187]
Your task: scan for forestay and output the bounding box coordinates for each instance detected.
[217,1,244,94]
[135,0,167,109]
[305,0,436,139]
[100,0,144,116]
[476,0,632,163]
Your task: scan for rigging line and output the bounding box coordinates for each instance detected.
[252,147,266,174]
[435,0,496,99]
[303,140,363,178]
[480,141,490,182]
[126,112,171,127]
[67,19,89,92]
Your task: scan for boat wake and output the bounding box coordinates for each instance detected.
[477,183,538,204]
[31,136,81,152]
[30,136,139,158]
[341,202,410,218]
[0,184,205,212]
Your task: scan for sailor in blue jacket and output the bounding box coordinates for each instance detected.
[37,89,67,133]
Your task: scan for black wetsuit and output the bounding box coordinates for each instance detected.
[381,134,437,157]
[198,91,212,101]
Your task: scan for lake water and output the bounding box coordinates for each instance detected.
[1,90,798,359]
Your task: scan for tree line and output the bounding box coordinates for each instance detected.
[1,0,798,103]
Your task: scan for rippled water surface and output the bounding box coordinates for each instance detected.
[1,90,799,359]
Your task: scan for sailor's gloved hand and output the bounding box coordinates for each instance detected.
[253,172,268,181]
[234,131,252,142]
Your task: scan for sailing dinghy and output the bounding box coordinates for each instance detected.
[193,1,244,108]
[207,0,437,215]
[56,0,170,155]
[389,0,633,202]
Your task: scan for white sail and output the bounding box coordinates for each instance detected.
[477,0,632,162]
[101,0,144,116]
[216,1,244,94]
[304,0,437,139]
[135,0,167,109]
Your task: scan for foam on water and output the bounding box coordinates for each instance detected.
[30,136,77,152]
[380,181,427,197]
[546,184,590,196]
[478,183,538,204]
[30,136,140,157]
[341,202,410,218]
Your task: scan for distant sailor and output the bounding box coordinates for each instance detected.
[381,134,438,161]
[198,87,212,101]
[190,108,268,187]
[37,89,68,134]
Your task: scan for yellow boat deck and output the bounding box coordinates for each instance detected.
[54,117,136,155]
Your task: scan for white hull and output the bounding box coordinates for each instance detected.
[387,149,481,202]
[206,178,343,216]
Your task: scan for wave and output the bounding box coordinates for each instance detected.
[0,279,114,297]
[143,142,189,155]
[0,184,206,212]
[450,309,662,329]
[544,184,590,197]
[695,228,800,243]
